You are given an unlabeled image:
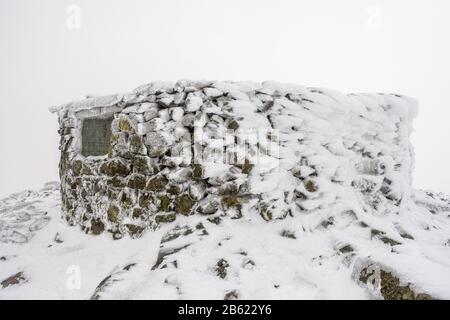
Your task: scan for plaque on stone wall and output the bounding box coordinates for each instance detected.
[81,116,113,156]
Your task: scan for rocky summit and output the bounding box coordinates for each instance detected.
[0,81,449,300]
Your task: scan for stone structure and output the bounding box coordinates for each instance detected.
[51,81,417,239]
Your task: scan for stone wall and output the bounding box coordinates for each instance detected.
[53,81,418,238]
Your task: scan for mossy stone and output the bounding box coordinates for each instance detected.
[219,183,239,196]
[118,117,134,132]
[107,205,120,223]
[221,196,240,209]
[167,185,181,195]
[132,208,144,219]
[91,219,105,235]
[129,135,145,153]
[338,245,354,254]
[126,224,145,237]
[155,213,176,224]
[81,164,93,175]
[120,192,134,208]
[138,193,152,209]
[360,265,434,300]
[147,176,168,192]
[108,176,126,188]
[305,180,317,193]
[72,160,83,176]
[175,194,195,216]
[238,159,254,174]
[228,120,239,130]
[100,160,131,177]
[128,174,147,190]
[133,156,151,175]
[192,164,203,180]
[159,195,171,212]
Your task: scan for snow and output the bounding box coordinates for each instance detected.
[26,80,449,299]
[1,183,449,299]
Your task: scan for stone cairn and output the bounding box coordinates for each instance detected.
[51,80,417,239]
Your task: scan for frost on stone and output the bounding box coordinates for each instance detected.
[0,80,433,299]
[0,182,449,299]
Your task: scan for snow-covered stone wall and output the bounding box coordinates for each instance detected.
[51,81,418,239]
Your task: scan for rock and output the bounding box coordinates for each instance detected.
[304,180,318,193]
[133,156,152,176]
[157,93,174,107]
[1,272,26,288]
[118,117,134,133]
[170,107,184,121]
[143,105,160,121]
[161,225,194,244]
[181,113,195,127]
[359,264,434,300]
[152,244,191,270]
[72,160,83,176]
[100,160,131,177]
[107,205,120,223]
[54,232,64,243]
[90,263,138,300]
[189,182,206,201]
[138,193,152,209]
[145,132,173,157]
[298,165,316,178]
[185,93,203,112]
[196,195,220,215]
[91,219,105,235]
[146,175,168,192]
[227,120,239,130]
[129,135,146,154]
[167,185,181,195]
[108,176,126,188]
[155,213,176,224]
[175,194,195,216]
[127,174,147,190]
[137,119,164,135]
[192,164,203,180]
[224,290,239,300]
[159,195,171,212]
[237,159,254,174]
[215,259,229,279]
[132,208,144,219]
[281,230,296,239]
[336,244,353,254]
[203,87,223,98]
[126,224,145,237]
[173,92,186,105]
[352,177,379,194]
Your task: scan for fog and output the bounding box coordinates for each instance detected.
[1,0,449,198]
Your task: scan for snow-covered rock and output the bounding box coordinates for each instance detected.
[50,81,419,240]
[0,184,449,299]
[0,80,442,299]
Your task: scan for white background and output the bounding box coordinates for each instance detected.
[0,0,449,198]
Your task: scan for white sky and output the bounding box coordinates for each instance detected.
[0,0,449,198]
